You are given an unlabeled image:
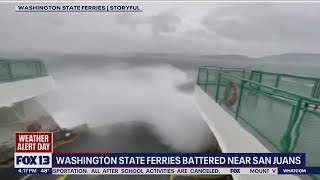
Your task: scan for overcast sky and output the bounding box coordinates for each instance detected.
[1,2,320,57]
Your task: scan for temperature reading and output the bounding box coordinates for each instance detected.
[40,168,51,174]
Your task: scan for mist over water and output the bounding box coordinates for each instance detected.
[48,63,216,152]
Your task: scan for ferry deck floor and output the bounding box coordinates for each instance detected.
[0,122,230,180]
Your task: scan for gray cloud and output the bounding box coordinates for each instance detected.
[184,28,213,40]
[1,3,320,56]
[147,11,182,35]
[202,4,320,43]
[115,13,144,30]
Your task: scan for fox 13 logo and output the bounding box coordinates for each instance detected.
[17,154,50,165]
[14,153,52,168]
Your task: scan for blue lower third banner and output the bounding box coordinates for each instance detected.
[16,153,320,175]
[51,153,305,167]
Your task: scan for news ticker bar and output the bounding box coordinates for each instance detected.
[15,5,143,12]
[15,167,320,175]
[15,152,306,168]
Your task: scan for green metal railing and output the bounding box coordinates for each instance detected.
[0,59,48,82]
[197,66,320,180]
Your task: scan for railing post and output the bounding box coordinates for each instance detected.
[204,68,208,92]
[242,69,246,79]
[249,71,253,81]
[215,72,221,102]
[316,80,320,99]
[311,80,320,99]
[39,62,44,76]
[275,74,280,88]
[7,61,13,81]
[273,74,281,94]
[41,61,48,76]
[197,67,201,86]
[311,80,317,98]
[280,97,302,152]
[235,81,245,120]
[36,62,40,76]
